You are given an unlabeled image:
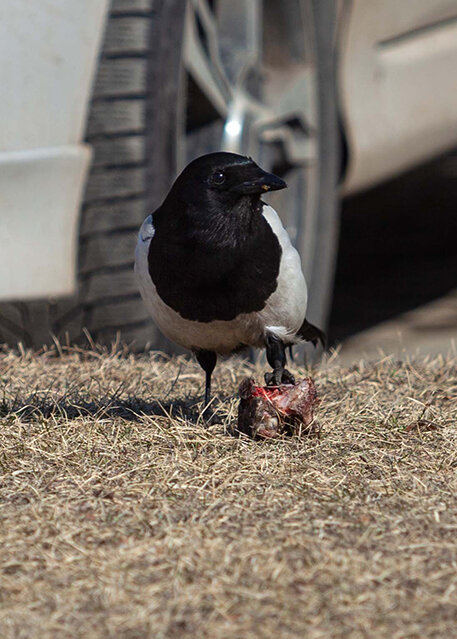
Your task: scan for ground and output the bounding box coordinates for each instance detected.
[0,345,456,638]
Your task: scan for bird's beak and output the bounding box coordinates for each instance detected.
[230,169,287,195]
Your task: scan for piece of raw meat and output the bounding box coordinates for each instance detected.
[237,377,319,439]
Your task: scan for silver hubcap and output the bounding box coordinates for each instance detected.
[181,0,320,279]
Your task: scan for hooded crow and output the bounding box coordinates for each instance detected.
[135,152,324,406]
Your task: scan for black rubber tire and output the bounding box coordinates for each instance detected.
[0,0,339,352]
[304,0,341,333]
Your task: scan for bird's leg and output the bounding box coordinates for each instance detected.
[195,349,217,407]
[264,334,295,386]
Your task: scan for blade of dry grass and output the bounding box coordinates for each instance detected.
[0,345,456,638]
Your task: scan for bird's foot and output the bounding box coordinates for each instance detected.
[264,368,296,386]
[281,369,296,385]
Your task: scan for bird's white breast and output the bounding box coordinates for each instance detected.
[259,205,308,342]
[134,205,307,353]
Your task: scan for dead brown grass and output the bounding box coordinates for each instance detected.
[0,344,456,639]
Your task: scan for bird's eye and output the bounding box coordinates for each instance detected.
[213,170,226,185]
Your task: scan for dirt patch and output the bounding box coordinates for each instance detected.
[0,345,456,638]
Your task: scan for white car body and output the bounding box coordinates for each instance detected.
[340,0,457,193]
[0,0,109,301]
[1,0,457,300]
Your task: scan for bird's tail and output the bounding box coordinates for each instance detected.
[297,318,326,348]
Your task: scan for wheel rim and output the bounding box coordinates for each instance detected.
[180,0,320,281]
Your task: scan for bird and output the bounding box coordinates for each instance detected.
[135,152,325,407]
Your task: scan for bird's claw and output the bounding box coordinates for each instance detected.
[281,369,295,385]
[264,368,295,386]
[264,371,280,386]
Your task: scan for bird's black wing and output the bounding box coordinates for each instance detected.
[297,318,326,348]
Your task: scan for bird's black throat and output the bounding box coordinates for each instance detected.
[148,197,282,322]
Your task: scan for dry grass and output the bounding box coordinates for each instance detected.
[0,343,456,639]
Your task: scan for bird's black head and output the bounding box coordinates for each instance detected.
[158,152,287,249]
[166,151,287,212]
[149,153,286,319]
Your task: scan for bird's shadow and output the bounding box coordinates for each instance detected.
[0,388,229,426]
